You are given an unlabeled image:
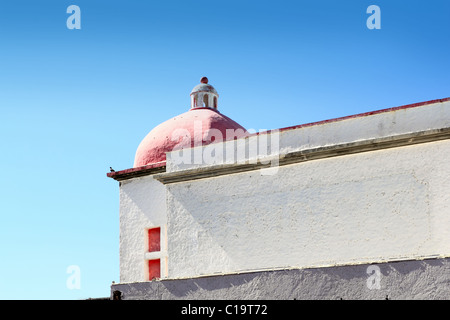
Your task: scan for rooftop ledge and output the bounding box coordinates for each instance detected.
[263,97,450,135]
[107,97,450,182]
[107,161,166,181]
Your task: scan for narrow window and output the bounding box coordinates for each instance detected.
[214,96,217,109]
[148,259,160,280]
[203,93,209,107]
[148,227,161,252]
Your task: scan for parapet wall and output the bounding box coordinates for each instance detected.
[165,98,450,173]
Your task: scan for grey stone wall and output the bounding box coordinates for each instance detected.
[110,257,449,300]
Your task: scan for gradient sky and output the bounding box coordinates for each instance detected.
[0,0,449,299]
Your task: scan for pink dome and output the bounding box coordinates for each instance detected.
[134,107,248,168]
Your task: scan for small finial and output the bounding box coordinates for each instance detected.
[200,77,208,84]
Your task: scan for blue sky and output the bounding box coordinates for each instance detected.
[0,0,449,299]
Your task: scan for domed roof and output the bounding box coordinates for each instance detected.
[134,108,248,167]
[133,78,248,168]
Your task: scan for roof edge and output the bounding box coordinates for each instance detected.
[107,162,166,181]
[107,97,450,181]
[257,97,450,136]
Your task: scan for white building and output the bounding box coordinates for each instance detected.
[108,78,450,300]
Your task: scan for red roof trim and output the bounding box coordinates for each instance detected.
[107,161,166,179]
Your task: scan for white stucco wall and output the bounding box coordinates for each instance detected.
[165,139,450,278]
[119,175,167,283]
[117,99,449,282]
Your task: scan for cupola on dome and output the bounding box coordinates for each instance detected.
[190,77,219,109]
[134,78,249,168]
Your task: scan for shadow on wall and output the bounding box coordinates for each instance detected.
[110,257,450,299]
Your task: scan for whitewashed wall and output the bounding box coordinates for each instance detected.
[119,175,167,282]
[166,139,450,278]
[118,99,449,282]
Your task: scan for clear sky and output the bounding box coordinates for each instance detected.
[0,0,449,300]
